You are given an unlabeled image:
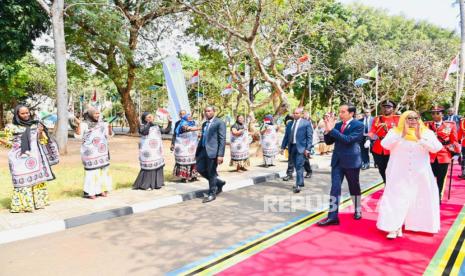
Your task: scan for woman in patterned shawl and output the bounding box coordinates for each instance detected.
[133,112,172,190]
[172,113,200,183]
[75,107,114,199]
[230,115,250,172]
[6,105,56,212]
[260,114,280,167]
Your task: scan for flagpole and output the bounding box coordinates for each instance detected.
[308,71,312,115]
[375,64,379,116]
[456,64,460,108]
[198,70,201,121]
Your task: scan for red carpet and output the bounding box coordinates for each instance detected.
[220,166,465,276]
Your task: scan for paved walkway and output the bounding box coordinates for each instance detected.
[0,146,334,239]
[0,160,381,276]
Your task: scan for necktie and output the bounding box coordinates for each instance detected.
[290,120,298,144]
[364,118,368,133]
[341,122,347,133]
[202,121,210,147]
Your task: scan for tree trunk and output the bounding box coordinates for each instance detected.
[456,0,465,113]
[51,0,69,154]
[117,86,139,134]
[0,102,4,129]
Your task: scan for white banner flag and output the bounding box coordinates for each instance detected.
[162,56,192,124]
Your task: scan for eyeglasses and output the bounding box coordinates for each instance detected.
[406,117,419,121]
[431,112,442,115]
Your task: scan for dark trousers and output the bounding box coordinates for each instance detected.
[328,165,361,220]
[461,147,465,176]
[360,137,370,165]
[286,152,312,176]
[372,153,389,183]
[431,159,449,200]
[196,147,219,195]
[289,144,305,187]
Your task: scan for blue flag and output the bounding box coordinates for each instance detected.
[354,78,372,87]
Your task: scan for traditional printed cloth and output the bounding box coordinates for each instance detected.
[261,125,279,157]
[174,131,198,166]
[230,130,250,161]
[10,183,49,213]
[7,125,55,188]
[139,125,165,170]
[80,122,110,170]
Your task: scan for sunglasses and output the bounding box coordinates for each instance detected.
[431,112,442,115]
[406,117,419,121]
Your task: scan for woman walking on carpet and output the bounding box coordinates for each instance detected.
[172,113,199,183]
[377,110,442,239]
[76,107,113,199]
[6,104,59,212]
[133,112,172,190]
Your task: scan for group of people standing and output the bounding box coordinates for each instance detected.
[5,101,463,243]
[315,101,462,240]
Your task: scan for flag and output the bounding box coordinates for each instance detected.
[365,65,378,79]
[354,78,372,87]
[444,55,459,82]
[221,84,233,95]
[283,64,297,76]
[91,89,97,102]
[148,84,161,91]
[189,70,199,84]
[298,54,310,63]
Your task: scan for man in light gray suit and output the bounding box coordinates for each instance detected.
[196,106,226,203]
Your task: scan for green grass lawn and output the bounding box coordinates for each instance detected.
[0,164,174,210]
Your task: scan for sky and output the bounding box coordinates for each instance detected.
[339,0,459,31]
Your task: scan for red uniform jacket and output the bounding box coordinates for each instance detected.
[458,119,465,147]
[368,115,400,155]
[426,121,460,164]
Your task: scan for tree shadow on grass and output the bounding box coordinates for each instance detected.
[0,197,10,209]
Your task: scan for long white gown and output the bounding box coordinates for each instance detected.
[377,129,443,233]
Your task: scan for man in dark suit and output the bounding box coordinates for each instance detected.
[359,109,374,170]
[196,106,226,203]
[318,104,364,226]
[280,108,313,193]
[283,111,313,181]
[445,107,461,129]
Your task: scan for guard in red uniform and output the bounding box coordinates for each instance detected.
[368,100,400,183]
[426,106,460,200]
[457,117,465,178]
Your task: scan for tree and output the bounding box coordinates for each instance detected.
[36,0,69,154]
[64,0,189,134]
[182,0,315,117]
[0,0,49,128]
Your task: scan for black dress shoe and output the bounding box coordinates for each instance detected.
[354,211,362,220]
[317,218,340,226]
[283,175,293,181]
[293,186,301,193]
[216,180,226,195]
[202,194,216,203]
[304,173,312,178]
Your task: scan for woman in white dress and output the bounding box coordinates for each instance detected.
[75,107,113,199]
[377,110,442,239]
